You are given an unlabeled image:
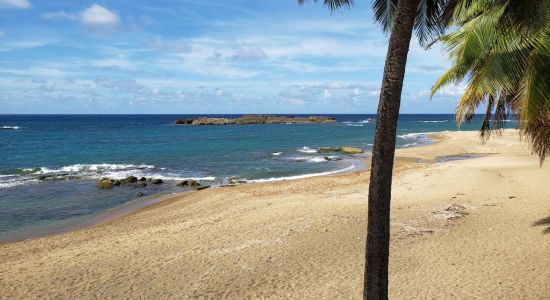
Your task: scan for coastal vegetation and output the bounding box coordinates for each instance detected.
[432,0,550,162]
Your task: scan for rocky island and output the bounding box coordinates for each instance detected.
[175,115,336,125]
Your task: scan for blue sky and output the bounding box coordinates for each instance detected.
[0,0,465,114]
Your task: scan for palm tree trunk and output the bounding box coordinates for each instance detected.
[364,0,420,299]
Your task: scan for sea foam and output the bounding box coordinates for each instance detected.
[414,120,449,123]
[0,163,216,190]
[247,164,356,183]
[287,156,329,163]
[297,146,317,154]
[32,163,155,174]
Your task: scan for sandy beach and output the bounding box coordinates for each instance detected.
[0,129,548,299]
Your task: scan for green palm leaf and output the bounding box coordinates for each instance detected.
[434,0,550,162]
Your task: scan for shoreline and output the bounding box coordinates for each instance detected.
[0,192,178,243]
[0,131,438,243]
[0,156,369,244]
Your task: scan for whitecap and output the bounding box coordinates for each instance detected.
[272,152,282,156]
[145,174,216,181]
[308,156,328,163]
[0,176,38,189]
[98,170,215,182]
[297,146,317,154]
[398,132,428,139]
[247,164,356,183]
[287,156,328,163]
[343,119,372,125]
[4,163,215,187]
[415,120,449,123]
[1,126,20,130]
[32,163,155,175]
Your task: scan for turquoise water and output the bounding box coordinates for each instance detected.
[0,114,514,237]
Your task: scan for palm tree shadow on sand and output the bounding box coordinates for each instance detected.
[533,216,550,234]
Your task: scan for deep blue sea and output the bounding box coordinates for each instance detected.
[0,114,515,239]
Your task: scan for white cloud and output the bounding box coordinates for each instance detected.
[80,4,119,26]
[2,67,67,77]
[30,67,66,77]
[94,77,144,91]
[148,37,191,53]
[42,4,119,27]
[231,46,268,61]
[93,58,132,69]
[0,0,30,9]
[0,40,53,51]
[351,88,364,96]
[423,83,466,98]
[0,30,4,38]
[41,11,78,21]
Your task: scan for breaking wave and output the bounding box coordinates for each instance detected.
[414,120,449,123]
[247,164,357,183]
[30,163,155,175]
[286,156,329,163]
[296,146,318,153]
[0,163,215,190]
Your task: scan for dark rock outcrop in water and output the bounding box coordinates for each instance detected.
[177,179,210,190]
[116,176,138,185]
[175,115,336,126]
[96,179,114,189]
[96,177,153,189]
[318,146,364,154]
[174,118,194,125]
[136,181,147,188]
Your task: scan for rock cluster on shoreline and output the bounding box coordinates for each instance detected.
[175,115,336,126]
[317,146,364,154]
[95,176,210,192]
[96,176,163,189]
[177,179,210,190]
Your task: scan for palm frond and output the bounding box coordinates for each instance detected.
[414,0,446,46]
[372,0,398,34]
[480,95,495,141]
[437,0,550,162]
[517,47,550,162]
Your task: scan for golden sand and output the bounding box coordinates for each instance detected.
[0,130,548,299]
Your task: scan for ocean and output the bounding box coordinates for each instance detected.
[0,114,515,239]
